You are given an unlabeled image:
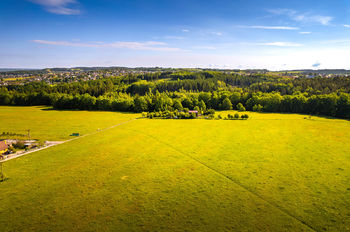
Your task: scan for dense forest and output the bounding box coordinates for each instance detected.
[1,70,350,119]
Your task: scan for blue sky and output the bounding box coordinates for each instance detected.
[1,0,350,70]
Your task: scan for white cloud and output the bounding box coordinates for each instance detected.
[320,39,350,45]
[102,48,350,70]
[312,62,321,68]
[182,29,189,32]
[32,40,182,52]
[241,25,299,30]
[257,42,303,47]
[267,8,296,17]
[299,31,311,34]
[89,41,104,44]
[5,47,350,70]
[268,8,333,25]
[29,0,80,15]
[295,15,333,25]
[164,36,185,40]
[344,25,350,28]
[204,31,223,36]
[192,46,217,50]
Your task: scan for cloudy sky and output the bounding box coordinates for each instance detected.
[1,0,350,70]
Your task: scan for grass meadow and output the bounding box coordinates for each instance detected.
[0,106,349,231]
[0,106,137,141]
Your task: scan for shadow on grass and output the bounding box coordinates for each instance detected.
[0,177,10,182]
[216,110,350,121]
[40,106,137,115]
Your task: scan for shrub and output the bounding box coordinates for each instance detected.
[8,146,15,153]
[13,141,26,149]
[204,109,216,115]
[236,103,246,112]
[241,114,249,119]
[208,114,215,119]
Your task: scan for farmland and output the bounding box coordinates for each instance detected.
[0,106,350,231]
[0,106,137,141]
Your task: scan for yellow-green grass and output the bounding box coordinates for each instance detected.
[0,106,138,141]
[0,107,350,231]
[126,112,350,231]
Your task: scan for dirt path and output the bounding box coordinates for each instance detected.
[0,118,137,163]
[1,143,64,162]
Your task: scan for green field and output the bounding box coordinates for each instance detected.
[0,106,349,231]
[0,106,137,141]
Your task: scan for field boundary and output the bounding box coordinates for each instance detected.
[125,127,318,232]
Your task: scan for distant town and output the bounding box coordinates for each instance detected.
[1,67,350,86]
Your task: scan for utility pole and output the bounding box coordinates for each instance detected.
[27,129,31,140]
[0,159,4,182]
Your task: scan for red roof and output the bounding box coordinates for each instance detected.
[0,141,8,151]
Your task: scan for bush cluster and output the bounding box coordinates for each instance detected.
[145,109,215,119]
[223,113,249,120]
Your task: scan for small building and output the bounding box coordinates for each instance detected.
[188,110,200,117]
[70,133,80,137]
[4,139,17,145]
[0,141,8,155]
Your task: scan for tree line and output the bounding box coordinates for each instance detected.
[0,71,350,119]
